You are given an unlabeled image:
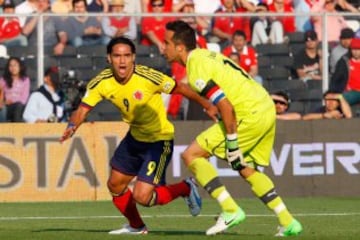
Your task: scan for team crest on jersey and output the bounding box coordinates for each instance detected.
[195,79,206,91]
[133,90,143,100]
[163,82,172,92]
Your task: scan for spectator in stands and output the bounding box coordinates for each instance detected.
[0,1,28,47]
[61,0,104,47]
[267,0,296,37]
[15,0,39,27]
[22,0,68,56]
[211,0,254,47]
[23,66,65,123]
[271,91,302,120]
[51,0,73,13]
[0,57,30,122]
[222,30,262,84]
[101,0,137,43]
[87,0,109,13]
[302,90,352,119]
[250,3,285,46]
[141,0,175,54]
[329,27,354,74]
[293,30,322,81]
[330,38,360,106]
[311,0,348,43]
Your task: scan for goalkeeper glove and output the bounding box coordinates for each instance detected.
[226,133,245,170]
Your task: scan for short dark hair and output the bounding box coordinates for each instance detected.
[233,30,246,40]
[166,20,197,51]
[107,36,136,54]
[72,0,87,8]
[273,91,290,102]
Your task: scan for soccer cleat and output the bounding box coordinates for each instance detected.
[184,177,202,216]
[206,208,246,235]
[108,224,148,235]
[275,219,303,237]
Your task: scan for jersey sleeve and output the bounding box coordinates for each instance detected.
[135,65,176,94]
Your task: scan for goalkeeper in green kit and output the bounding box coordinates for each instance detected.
[163,20,303,236]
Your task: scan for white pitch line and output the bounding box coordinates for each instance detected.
[1,212,360,221]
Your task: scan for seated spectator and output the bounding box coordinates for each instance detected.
[101,0,137,43]
[141,0,175,53]
[51,0,73,13]
[311,0,348,43]
[0,1,28,47]
[87,0,109,13]
[329,28,354,74]
[61,0,105,47]
[293,30,322,81]
[23,66,65,123]
[22,0,68,56]
[267,0,296,39]
[330,38,360,106]
[211,0,252,47]
[222,30,262,84]
[250,3,284,46]
[0,57,30,122]
[302,90,352,120]
[271,91,302,120]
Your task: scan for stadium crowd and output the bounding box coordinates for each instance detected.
[0,0,360,122]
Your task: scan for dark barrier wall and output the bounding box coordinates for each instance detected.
[0,120,359,202]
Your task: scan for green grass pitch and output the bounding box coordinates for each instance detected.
[0,197,359,240]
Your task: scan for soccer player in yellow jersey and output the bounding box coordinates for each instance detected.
[163,20,303,236]
[60,37,219,235]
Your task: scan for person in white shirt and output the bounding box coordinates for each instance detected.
[23,66,65,123]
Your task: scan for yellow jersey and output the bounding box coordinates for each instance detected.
[82,65,176,142]
[186,48,272,117]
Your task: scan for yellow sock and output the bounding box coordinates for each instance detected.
[246,171,293,226]
[188,157,239,213]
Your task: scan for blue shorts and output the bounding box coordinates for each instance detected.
[110,132,174,186]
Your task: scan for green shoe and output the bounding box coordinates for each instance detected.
[275,219,303,237]
[206,208,246,235]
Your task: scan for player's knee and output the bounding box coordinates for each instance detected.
[107,178,125,194]
[132,191,153,206]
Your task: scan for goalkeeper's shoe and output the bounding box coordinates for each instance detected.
[275,219,303,237]
[206,208,246,235]
[108,224,148,235]
[184,177,202,216]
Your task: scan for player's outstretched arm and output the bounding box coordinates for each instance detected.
[60,105,90,143]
